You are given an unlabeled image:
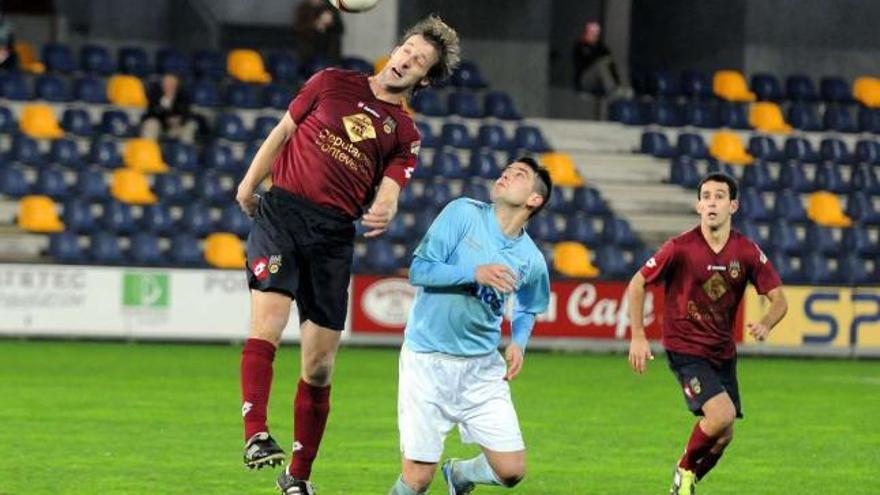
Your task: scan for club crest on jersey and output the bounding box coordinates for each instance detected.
[728,260,741,279]
[702,272,728,301]
[382,116,397,134]
[342,113,377,143]
[268,254,282,274]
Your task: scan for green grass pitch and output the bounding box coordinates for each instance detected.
[0,340,877,494]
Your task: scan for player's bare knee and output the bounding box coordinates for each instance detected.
[493,461,526,487]
[302,357,335,385]
[401,463,434,492]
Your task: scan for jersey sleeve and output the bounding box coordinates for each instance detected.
[514,258,551,315]
[382,118,420,188]
[288,70,327,124]
[639,239,678,285]
[408,199,475,286]
[747,241,782,294]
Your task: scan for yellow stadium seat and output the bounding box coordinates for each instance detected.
[709,131,753,165]
[17,195,64,233]
[553,241,600,278]
[110,169,157,205]
[107,75,147,108]
[227,49,271,83]
[749,102,792,134]
[19,104,64,139]
[374,55,389,75]
[807,191,852,227]
[204,232,246,269]
[14,41,45,74]
[540,152,584,187]
[713,70,756,102]
[853,76,880,108]
[123,138,168,174]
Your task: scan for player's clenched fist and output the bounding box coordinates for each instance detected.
[236,184,260,217]
[475,264,517,293]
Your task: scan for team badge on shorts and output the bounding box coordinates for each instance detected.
[689,376,702,395]
[728,260,741,279]
[252,257,269,281]
[268,255,282,274]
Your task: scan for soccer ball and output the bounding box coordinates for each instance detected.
[328,0,380,13]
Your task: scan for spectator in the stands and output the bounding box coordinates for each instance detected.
[141,73,197,144]
[572,20,620,96]
[293,0,344,63]
[0,10,17,70]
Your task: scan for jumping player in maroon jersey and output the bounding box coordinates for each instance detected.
[234,16,460,495]
[627,173,788,495]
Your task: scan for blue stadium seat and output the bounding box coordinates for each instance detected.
[769,252,802,284]
[572,187,609,215]
[705,160,735,177]
[129,232,165,266]
[100,201,137,235]
[89,138,122,169]
[179,202,215,236]
[747,136,783,162]
[35,75,72,102]
[0,72,31,100]
[440,122,474,149]
[682,100,719,128]
[718,102,750,130]
[118,47,151,77]
[0,105,14,133]
[139,204,175,235]
[169,234,204,267]
[820,77,852,103]
[384,215,410,242]
[61,109,93,136]
[526,215,562,242]
[669,156,700,188]
[648,71,680,97]
[787,102,822,132]
[425,182,454,209]
[484,91,521,120]
[411,160,433,180]
[48,232,86,264]
[651,100,683,127]
[603,217,639,247]
[807,225,841,256]
[842,225,880,258]
[471,151,501,179]
[462,182,490,203]
[58,200,97,236]
[735,219,766,246]
[413,207,439,237]
[823,105,858,133]
[839,254,874,285]
[681,70,713,99]
[341,56,372,74]
[739,189,774,222]
[100,110,135,138]
[855,140,880,165]
[564,212,600,245]
[411,89,447,116]
[156,48,191,76]
[73,76,109,104]
[451,60,488,88]
[432,151,468,179]
[448,91,483,118]
[263,84,292,110]
[42,43,76,73]
[11,135,45,166]
[750,73,784,101]
[163,142,199,171]
[784,137,821,163]
[851,164,880,195]
[215,113,250,142]
[225,83,262,109]
[0,166,30,197]
[265,52,300,84]
[195,171,233,205]
[676,133,710,159]
[204,142,240,172]
[75,167,110,202]
[786,75,819,101]
[773,190,808,222]
[300,56,332,79]
[219,204,252,238]
[415,121,438,149]
[596,245,631,280]
[240,142,259,173]
[857,107,880,134]
[35,167,70,201]
[153,172,190,205]
[89,232,126,265]
[513,126,551,153]
[815,163,849,194]
[79,44,115,75]
[191,80,222,107]
[802,253,835,285]
[640,131,674,158]
[193,50,226,80]
[778,162,815,192]
[363,239,401,274]
[50,138,84,169]
[476,124,510,151]
[845,192,880,225]
[770,220,803,255]
[820,138,854,164]
[252,116,277,141]
[608,99,643,125]
[741,160,776,191]
[398,184,425,211]
[545,189,572,213]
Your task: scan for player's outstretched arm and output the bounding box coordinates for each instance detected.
[362,177,401,238]
[747,286,788,341]
[627,272,654,374]
[236,113,296,217]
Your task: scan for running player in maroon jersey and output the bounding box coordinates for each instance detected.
[627,173,788,495]
[234,16,460,495]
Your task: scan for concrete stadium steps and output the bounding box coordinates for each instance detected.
[0,225,48,262]
[531,118,641,153]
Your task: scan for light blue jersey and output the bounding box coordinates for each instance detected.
[404,198,551,357]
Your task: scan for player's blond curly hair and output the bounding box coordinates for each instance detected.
[401,15,461,85]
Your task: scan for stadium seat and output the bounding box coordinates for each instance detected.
[597,245,633,279]
[100,110,135,138]
[204,142,240,173]
[196,171,234,205]
[527,215,562,242]
[73,76,109,104]
[846,191,880,225]
[240,142,259,171]
[49,138,84,169]
[34,75,71,102]
[851,164,880,195]
[432,151,468,179]
[807,191,852,227]
[215,113,251,142]
[545,188,571,213]
[20,104,64,139]
[839,254,875,285]
[741,160,776,191]
[451,60,488,88]
[815,164,849,194]
[842,225,880,258]
[717,102,751,130]
[713,70,756,102]
[75,167,110,202]
[774,190,808,222]
[750,73,784,101]
[787,102,822,132]
[163,142,199,172]
[151,172,188,205]
[14,41,45,74]
[476,124,510,151]
[640,131,674,158]
[709,131,752,165]
[802,253,836,285]
[541,152,583,187]
[11,134,46,166]
[603,217,639,247]
[191,80,222,107]
[0,166,31,197]
[0,105,14,133]
[682,100,719,128]
[99,201,137,234]
[514,126,551,153]
[194,50,226,81]
[300,56,333,78]
[90,138,123,168]
[785,75,819,101]
[749,102,792,133]
[553,242,600,278]
[225,82,262,109]
[647,71,680,97]
[739,189,774,222]
[784,137,821,163]
[252,116,277,141]
[425,182,454,209]
[564,212,601,245]
[807,224,842,256]
[471,151,501,179]
[676,133,710,159]
[823,105,858,133]
[118,47,151,77]
[169,234,205,267]
[397,184,425,211]
[411,89,447,116]
[364,239,401,273]
[462,182,491,204]
[746,136,782,162]
[778,162,815,192]
[263,84,292,110]
[440,122,474,149]
[651,100,683,127]
[857,107,880,134]
[769,220,803,255]
[608,99,644,125]
[180,202,215,236]
[218,204,252,238]
[855,140,880,165]
[484,91,521,120]
[415,122,438,149]
[572,187,609,215]
[156,48,191,76]
[0,72,31,100]
[820,138,854,165]
[341,56,373,74]
[139,204,174,235]
[735,219,765,246]
[204,232,246,269]
[820,77,852,103]
[706,160,735,177]
[35,166,70,201]
[854,77,880,106]
[107,75,148,108]
[669,156,700,188]
[48,232,86,264]
[123,139,168,174]
[79,44,115,75]
[42,43,76,73]
[89,232,126,265]
[60,109,92,137]
[129,232,165,266]
[265,52,299,83]
[448,91,483,118]
[681,70,713,99]
[110,169,158,205]
[17,195,64,233]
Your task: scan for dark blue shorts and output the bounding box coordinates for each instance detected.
[666,351,743,418]
[245,188,355,331]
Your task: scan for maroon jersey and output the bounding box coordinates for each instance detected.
[272,68,420,219]
[640,226,781,362]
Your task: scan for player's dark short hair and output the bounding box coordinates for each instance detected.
[511,156,553,218]
[400,15,461,86]
[698,173,739,200]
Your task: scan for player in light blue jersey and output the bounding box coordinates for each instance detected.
[388,157,553,495]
